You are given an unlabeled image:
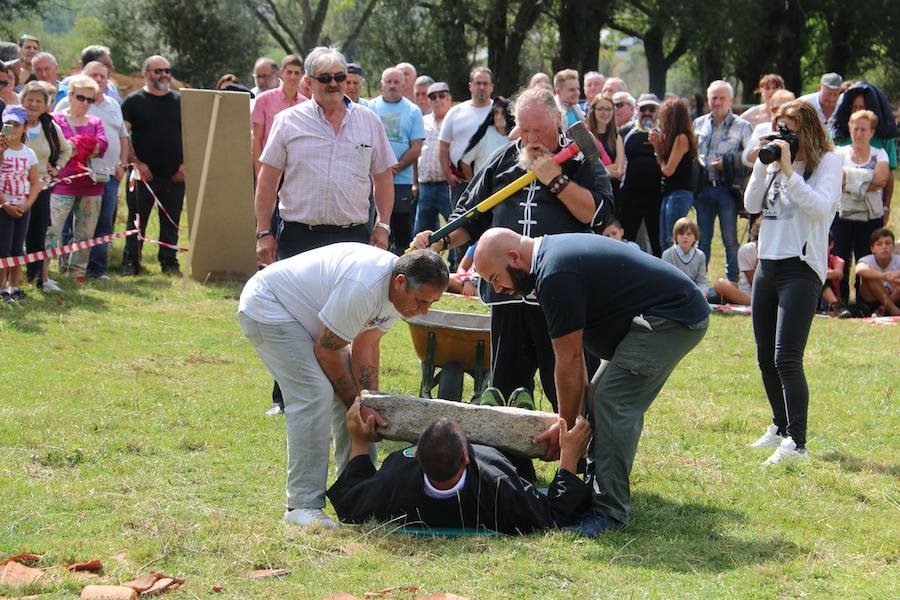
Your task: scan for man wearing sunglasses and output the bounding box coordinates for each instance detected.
[255,45,396,265]
[120,55,185,275]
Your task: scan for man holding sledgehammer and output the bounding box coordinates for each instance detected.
[411,86,614,413]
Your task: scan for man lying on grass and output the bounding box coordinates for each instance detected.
[327,400,592,534]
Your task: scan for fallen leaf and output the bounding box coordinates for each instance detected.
[210,584,223,593]
[0,554,41,566]
[248,568,290,580]
[0,561,44,586]
[66,560,104,572]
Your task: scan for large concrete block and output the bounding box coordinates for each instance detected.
[361,392,558,458]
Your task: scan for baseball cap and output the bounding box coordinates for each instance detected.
[820,73,842,89]
[2,105,27,125]
[0,41,20,69]
[427,81,450,97]
[347,63,363,76]
[637,93,661,108]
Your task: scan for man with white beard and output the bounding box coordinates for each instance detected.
[412,86,613,415]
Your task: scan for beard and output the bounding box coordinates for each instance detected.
[507,265,535,297]
[516,143,551,171]
[150,78,170,93]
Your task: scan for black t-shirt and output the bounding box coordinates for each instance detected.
[121,89,183,178]
[534,233,710,359]
[662,151,693,195]
[619,124,661,196]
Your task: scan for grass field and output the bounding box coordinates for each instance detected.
[1,187,898,598]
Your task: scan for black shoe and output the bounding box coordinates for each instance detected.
[120,262,141,276]
[160,262,181,276]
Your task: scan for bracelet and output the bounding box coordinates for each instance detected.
[441,236,451,251]
[548,174,570,195]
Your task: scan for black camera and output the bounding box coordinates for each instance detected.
[758,123,799,165]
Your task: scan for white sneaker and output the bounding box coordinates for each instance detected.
[750,424,784,448]
[41,278,63,293]
[762,437,809,466]
[283,508,338,528]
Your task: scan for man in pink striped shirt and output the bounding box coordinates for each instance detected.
[251,54,308,177]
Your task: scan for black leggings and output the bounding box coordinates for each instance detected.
[24,188,52,282]
[751,258,822,448]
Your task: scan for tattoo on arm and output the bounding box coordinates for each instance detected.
[358,365,378,391]
[318,327,349,351]
[332,375,358,407]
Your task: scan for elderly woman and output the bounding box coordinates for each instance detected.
[832,109,890,301]
[21,81,72,291]
[49,74,107,283]
[739,74,785,128]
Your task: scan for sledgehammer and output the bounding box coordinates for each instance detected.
[426,121,601,246]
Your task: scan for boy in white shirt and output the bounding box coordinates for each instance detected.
[855,228,900,316]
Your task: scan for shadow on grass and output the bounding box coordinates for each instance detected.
[0,275,174,334]
[582,492,806,573]
[819,450,899,479]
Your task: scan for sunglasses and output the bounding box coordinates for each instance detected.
[613,102,630,109]
[312,72,347,84]
[151,68,171,75]
[429,92,449,100]
[74,94,96,104]
[639,106,657,112]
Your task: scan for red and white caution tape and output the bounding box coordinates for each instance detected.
[0,229,139,268]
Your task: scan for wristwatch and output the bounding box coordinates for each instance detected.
[375,222,391,234]
[256,230,273,240]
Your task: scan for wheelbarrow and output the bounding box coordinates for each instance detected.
[405,309,491,402]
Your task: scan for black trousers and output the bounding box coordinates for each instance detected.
[389,184,414,256]
[751,257,821,448]
[490,302,558,411]
[831,216,882,302]
[122,171,185,266]
[25,188,52,282]
[271,221,369,408]
[619,189,663,257]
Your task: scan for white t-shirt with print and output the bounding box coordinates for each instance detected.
[238,242,400,341]
[1,146,38,205]
[737,241,758,294]
[858,253,900,293]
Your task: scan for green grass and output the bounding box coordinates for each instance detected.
[1,191,898,598]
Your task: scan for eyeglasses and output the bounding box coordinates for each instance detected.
[151,68,171,75]
[429,92,449,100]
[312,72,347,84]
[613,102,630,109]
[595,107,613,113]
[74,94,96,104]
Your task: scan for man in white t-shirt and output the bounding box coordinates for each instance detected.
[855,228,900,315]
[438,66,494,202]
[237,244,448,528]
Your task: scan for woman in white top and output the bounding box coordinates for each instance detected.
[743,100,842,466]
[832,109,890,301]
[459,98,513,181]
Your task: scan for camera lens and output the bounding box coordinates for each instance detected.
[758,142,781,165]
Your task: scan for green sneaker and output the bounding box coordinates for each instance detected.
[508,387,535,410]
[477,386,504,406]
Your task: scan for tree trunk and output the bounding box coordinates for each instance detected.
[825,6,853,76]
[554,1,611,75]
[486,0,543,96]
[643,25,667,97]
[435,0,471,98]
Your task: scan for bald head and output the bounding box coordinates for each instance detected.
[473,228,536,297]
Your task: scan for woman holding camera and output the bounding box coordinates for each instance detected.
[744,100,842,465]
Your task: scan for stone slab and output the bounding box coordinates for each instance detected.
[361,392,558,458]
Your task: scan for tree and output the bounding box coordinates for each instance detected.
[609,0,699,97]
[242,0,378,56]
[484,0,545,96]
[553,0,613,78]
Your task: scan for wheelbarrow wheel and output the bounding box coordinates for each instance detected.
[437,362,465,402]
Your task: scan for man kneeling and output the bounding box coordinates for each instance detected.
[327,401,591,534]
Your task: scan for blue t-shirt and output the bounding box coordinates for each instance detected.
[534,234,711,359]
[369,96,425,185]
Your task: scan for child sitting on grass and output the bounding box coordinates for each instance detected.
[661,217,707,296]
[820,232,845,313]
[601,218,641,251]
[712,216,760,306]
[1,106,40,303]
[854,228,900,316]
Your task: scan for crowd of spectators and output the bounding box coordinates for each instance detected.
[0,34,897,316]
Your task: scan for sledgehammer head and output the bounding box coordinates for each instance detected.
[567,121,602,162]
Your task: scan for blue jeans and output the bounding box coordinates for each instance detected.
[695,185,739,282]
[86,177,121,278]
[413,182,451,235]
[659,189,694,249]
